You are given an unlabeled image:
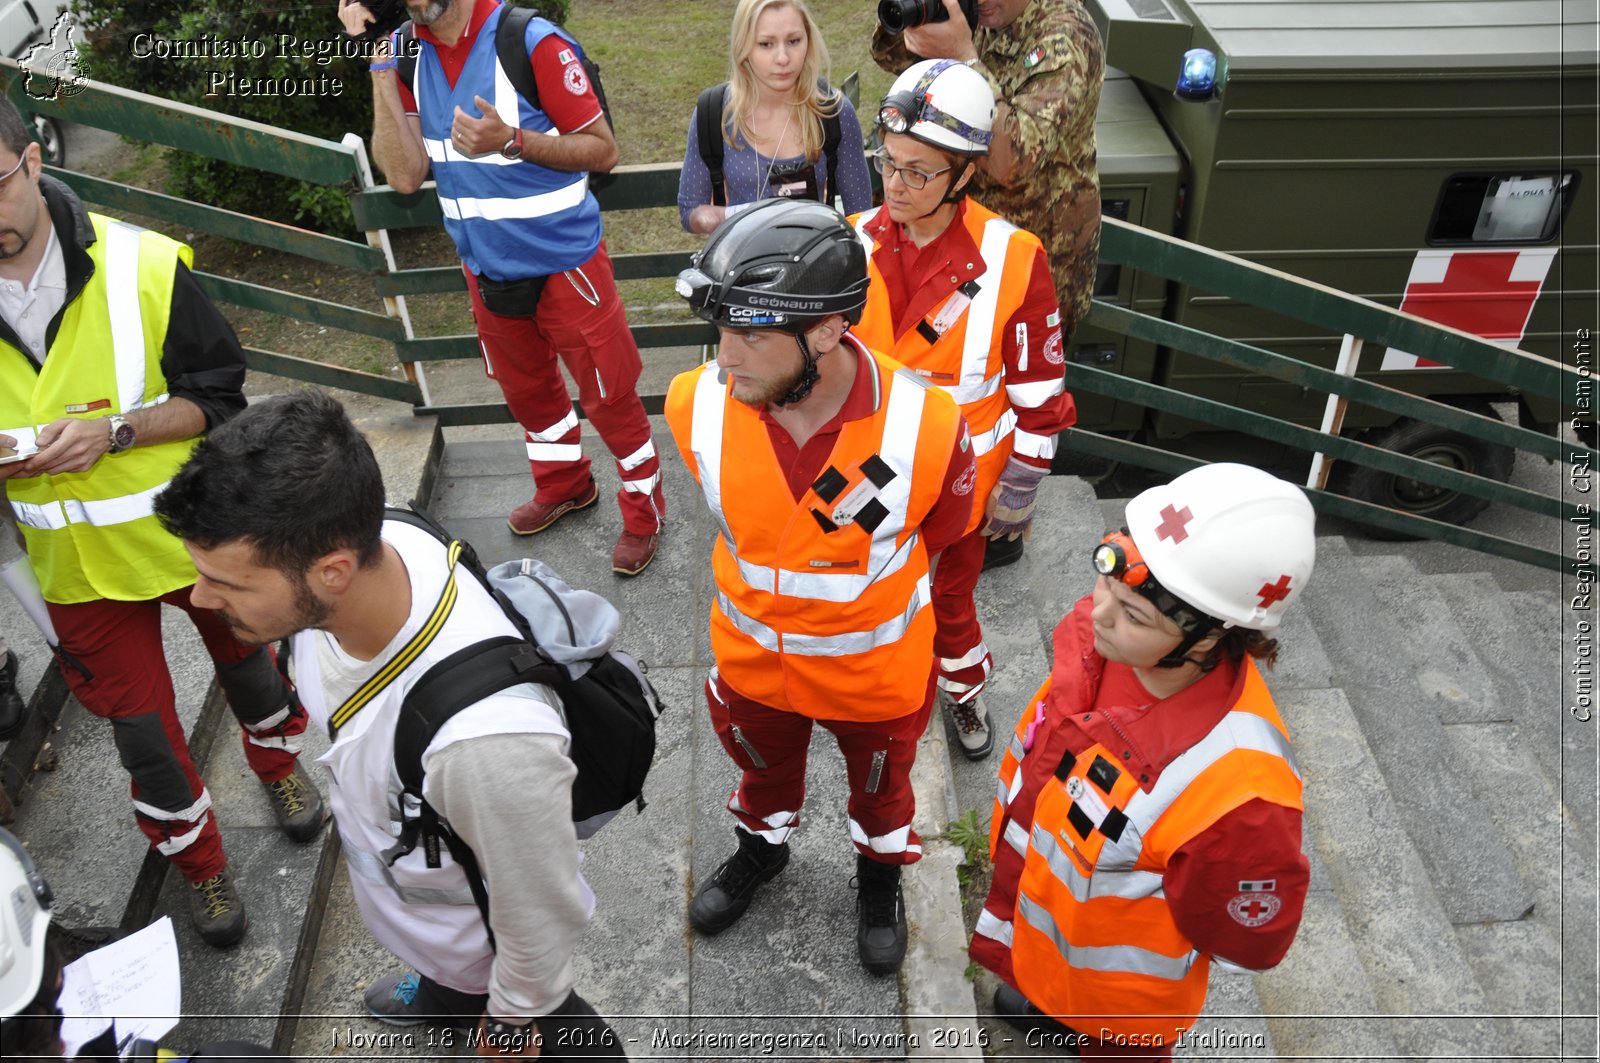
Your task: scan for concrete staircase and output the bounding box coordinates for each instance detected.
[1,412,1594,1062]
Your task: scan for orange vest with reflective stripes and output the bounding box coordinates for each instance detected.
[664,342,964,721]
[978,656,1302,1045]
[851,200,1040,534]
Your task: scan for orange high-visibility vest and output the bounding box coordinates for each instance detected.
[664,341,964,721]
[977,660,1302,1045]
[851,200,1050,534]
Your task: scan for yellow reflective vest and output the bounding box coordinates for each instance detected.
[0,214,200,603]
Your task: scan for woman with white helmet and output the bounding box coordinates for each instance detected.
[0,826,291,1060]
[850,59,1075,761]
[678,0,874,234]
[971,463,1316,1060]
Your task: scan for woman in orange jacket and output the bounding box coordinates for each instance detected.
[972,462,1316,1060]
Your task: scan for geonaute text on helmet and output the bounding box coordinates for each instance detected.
[746,295,825,310]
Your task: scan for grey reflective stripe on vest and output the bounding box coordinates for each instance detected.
[1030,822,1165,904]
[947,215,1016,405]
[1016,892,1198,980]
[104,221,150,414]
[970,406,1017,457]
[11,482,171,530]
[1003,817,1029,857]
[716,573,932,656]
[689,368,736,544]
[343,841,478,908]
[423,49,590,220]
[1122,710,1299,837]
[693,358,930,604]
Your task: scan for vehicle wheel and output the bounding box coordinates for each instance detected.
[1331,402,1515,540]
[32,116,64,168]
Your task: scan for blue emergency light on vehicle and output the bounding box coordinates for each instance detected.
[1175,48,1218,101]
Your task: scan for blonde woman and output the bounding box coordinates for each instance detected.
[679,0,873,233]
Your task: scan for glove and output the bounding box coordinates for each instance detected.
[981,457,1049,541]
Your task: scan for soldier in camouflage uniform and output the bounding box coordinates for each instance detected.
[873,0,1104,343]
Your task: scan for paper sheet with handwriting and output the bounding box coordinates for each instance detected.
[58,916,181,1058]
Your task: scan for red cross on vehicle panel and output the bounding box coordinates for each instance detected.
[1256,575,1293,608]
[1154,504,1194,544]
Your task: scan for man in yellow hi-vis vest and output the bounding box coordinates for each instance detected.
[0,98,324,949]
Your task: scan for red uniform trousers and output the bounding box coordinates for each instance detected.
[704,667,937,866]
[464,242,664,537]
[47,588,307,883]
[931,528,993,704]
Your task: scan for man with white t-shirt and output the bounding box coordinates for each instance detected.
[154,390,621,1058]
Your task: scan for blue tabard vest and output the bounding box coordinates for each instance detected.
[413,6,603,279]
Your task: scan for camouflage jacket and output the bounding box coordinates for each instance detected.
[873,0,1105,334]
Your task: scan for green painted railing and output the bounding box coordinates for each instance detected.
[3,60,1582,573]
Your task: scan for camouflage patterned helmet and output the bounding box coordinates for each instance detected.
[676,199,869,335]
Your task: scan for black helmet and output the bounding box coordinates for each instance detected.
[676,199,869,335]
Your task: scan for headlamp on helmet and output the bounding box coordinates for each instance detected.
[875,59,994,157]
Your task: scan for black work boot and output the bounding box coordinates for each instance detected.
[854,854,907,975]
[689,829,790,936]
[981,536,1024,572]
[0,650,26,741]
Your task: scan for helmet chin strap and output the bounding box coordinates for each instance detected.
[1155,620,1223,670]
[774,331,822,407]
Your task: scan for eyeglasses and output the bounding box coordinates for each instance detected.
[0,151,29,194]
[871,151,951,191]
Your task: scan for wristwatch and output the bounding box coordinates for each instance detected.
[107,414,136,454]
[500,128,524,160]
[480,1016,537,1054]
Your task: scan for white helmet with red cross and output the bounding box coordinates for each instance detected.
[1123,463,1316,632]
[877,59,995,157]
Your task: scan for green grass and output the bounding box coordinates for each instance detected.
[567,0,896,166]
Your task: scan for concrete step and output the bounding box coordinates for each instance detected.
[1350,555,1505,724]
[1441,719,1598,1058]
[1427,576,1574,826]
[1297,536,1533,925]
[1279,685,1505,1057]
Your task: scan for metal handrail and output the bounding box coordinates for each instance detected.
[3,61,1576,571]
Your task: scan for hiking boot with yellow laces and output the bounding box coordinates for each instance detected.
[188,866,248,947]
[263,761,327,843]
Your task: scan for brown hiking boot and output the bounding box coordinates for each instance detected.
[263,761,327,843]
[188,867,248,947]
[611,530,660,577]
[508,480,599,535]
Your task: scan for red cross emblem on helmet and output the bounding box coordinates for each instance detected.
[1256,575,1293,608]
[1154,503,1194,544]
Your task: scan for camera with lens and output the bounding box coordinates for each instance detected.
[356,0,410,41]
[877,0,978,34]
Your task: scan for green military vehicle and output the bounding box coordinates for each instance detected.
[1072,0,1596,526]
